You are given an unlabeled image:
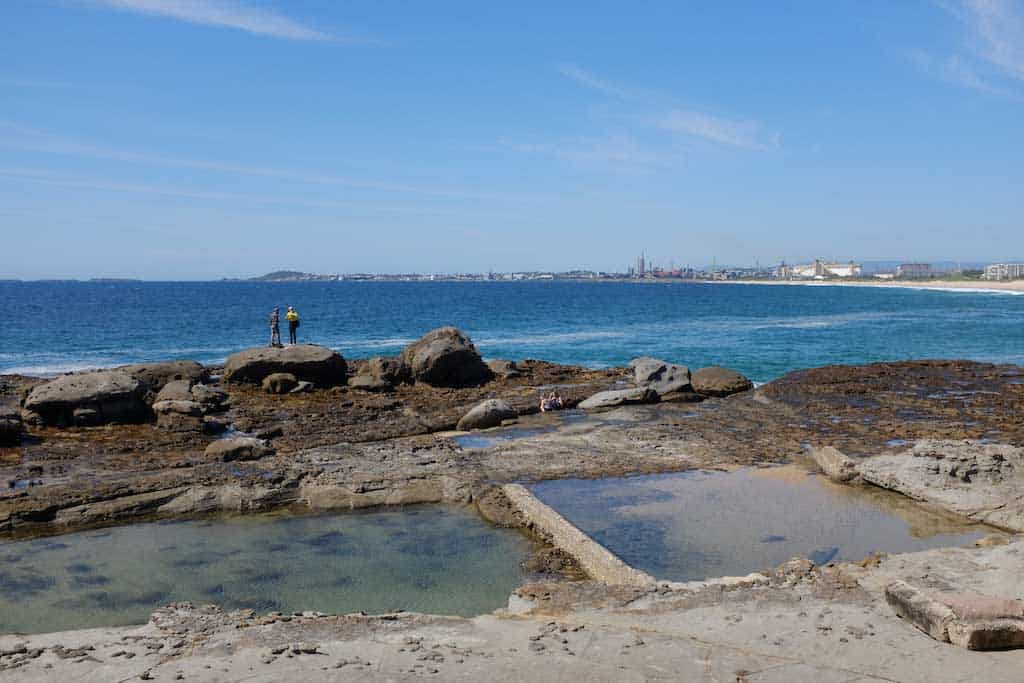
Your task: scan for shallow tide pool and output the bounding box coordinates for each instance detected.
[532,465,990,582]
[0,505,534,634]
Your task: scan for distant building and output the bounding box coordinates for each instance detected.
[786,259,862,279]
[984,263,1024,281]
[896,263,932,279]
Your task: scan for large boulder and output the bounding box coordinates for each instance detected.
[204,437,274,462]
[223,345,347,387]
[120,361,208,394]
[629,357,693,396]
[154,379,194,403]
[457,399,518,431]
[23,370,150,426]
[0,403,22,446]
[262,373,298,394]
[351,356,410,392]
[691,367,753,397]
[402,327,492,387]
[579,387,659,410]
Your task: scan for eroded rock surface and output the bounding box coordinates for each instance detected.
[224,345,347,387]
[22,370,149,427]
[402,327,492,387]
[691,366,753,397]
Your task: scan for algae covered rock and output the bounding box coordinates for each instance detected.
[691,366,753,397]
[224,345,347,387]
[402,327,492,387]
[0,403,22,446]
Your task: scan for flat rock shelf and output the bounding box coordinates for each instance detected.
[0,505,534,634]
[531,464,993,582]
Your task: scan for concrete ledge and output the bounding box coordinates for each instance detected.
[501,483,656,588]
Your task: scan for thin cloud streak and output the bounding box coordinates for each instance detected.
[556,64,776,151]
[0,121,546,203]
[0,167,520,219]
[80,0,334,42]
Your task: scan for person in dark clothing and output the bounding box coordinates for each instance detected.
[269,307,282,347]
[286,306,300,345]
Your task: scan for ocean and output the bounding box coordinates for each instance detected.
[2,280,1022,382]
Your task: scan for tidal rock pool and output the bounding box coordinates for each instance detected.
[0,505,534,634]
[532,465,991,582]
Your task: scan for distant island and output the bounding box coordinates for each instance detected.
[247,271,340,282]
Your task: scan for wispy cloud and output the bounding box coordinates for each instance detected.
[0,166,520,218]
[493,134,685,171]
[0,121,541,202]
[919,0,1024,99]
[555,64,777,151]
[80,0,335,42]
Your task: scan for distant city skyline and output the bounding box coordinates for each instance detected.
[2,1,1023,279]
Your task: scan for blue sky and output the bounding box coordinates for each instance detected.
[1,0,1022,279]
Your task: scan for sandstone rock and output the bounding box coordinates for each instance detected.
[629,357,693,396]
[120,361,208,393]
[0,403,23,446]
[859,440,1024,532]
[349,374,393,392]
[457,399,517,431]
[361,356,411,386]
[691,367,753,397]
[811,446,861,483]
[190,384,228,409]
[487,359,522,379]
[204,437,273,462]
[154,380,194,403]
[24,370,150,426]
[153,400,204,431]
[579,387,659,410]
[885,580,1024,650]
[224,345,347,387]
[262,373,298,394]
[402,327,492,387]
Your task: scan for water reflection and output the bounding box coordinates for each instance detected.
[532,465,990,582]
[0,505,532,634]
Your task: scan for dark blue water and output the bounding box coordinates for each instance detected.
[1,281,1022,382]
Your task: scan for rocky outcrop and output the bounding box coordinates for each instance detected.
[262,373,298,394]
[457,399,517,431]
[487,359,522,379]
[885,580,1024,650]
[691,366,753,397]
[351,357,410,392]
[223,345,347,387]
[402,327,492,387]
[154,379,194,403]
[0,403,22,446]
[190,384,229,410]
[629,357,693,396]
[811,445,861,483]
[152,400,204,431]
[22,370,150,426]
[204,437,273,462]
[859,440,1024,531]
[578,387,659,410]
[120,360,208,394]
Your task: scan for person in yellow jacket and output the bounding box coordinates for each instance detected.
[285,306,300,345]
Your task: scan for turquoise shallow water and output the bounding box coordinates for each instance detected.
[1,280,1022,381]
[0,506,534,634]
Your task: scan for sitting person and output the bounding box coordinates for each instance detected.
[540,390,564,412]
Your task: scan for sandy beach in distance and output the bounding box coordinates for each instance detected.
[714,278,1024,294]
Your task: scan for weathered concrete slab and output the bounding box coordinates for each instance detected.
[502,483,656,588]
